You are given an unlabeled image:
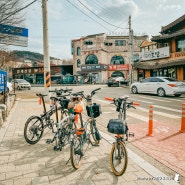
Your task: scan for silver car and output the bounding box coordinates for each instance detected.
[11,79,31,90]
[130,77,185,97]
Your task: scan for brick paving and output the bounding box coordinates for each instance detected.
[0,98,181,185]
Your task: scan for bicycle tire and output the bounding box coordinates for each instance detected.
[24,116,44,144]
[70,135,83,169]
[90,120,100,145]
[59,120,76,146]
[110,141,128,176]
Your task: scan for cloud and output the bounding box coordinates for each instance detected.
[156,4,181,11]
[97,0,138,23]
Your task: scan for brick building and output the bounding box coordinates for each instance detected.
[71,33,148,83]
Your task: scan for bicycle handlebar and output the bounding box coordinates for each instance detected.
[104,96,140,108]
[49,88,72,95]
[105,97,114,101]
[71,91,84,96]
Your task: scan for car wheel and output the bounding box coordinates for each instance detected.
[28,87,31,90]
[131,86,138,94]
[108,84,111,87]
[174,94,181,97]
[17,86,21,90]
[157,88,165,97]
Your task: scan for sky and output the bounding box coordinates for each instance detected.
[9,0,185,60]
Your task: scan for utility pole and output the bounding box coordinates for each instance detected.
[128,15,134,85]
[42,0,50,94]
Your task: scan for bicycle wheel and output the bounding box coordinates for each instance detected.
[24,116,44,144]
[70,135,83,169]
[110,141,128,176]
[90,120,100,145]
[59,120,76,146]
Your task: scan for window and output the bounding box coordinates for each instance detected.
[77,59,81,68]
[85,54,98,64]
[110,55,125,64]
[77,47,81,56]
[104,42,113,46]
[133,54,139,62]
[176,37,185,52]
[84,40,93,45]
[115,40,126,46]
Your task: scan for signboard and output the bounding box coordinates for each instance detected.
[108,64,129,71]
[0,70,7,92]
[0,24,28,47]
[139,46,170,61]
[81,64,108,71]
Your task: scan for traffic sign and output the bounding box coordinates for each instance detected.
[0,24,28,47]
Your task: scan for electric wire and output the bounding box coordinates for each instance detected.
[66,0,111,31]
[76,0,125,29]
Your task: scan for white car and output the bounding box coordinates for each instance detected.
[11,79,31,90]
[130,77,185,97]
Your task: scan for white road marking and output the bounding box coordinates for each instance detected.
[95,98,181,119]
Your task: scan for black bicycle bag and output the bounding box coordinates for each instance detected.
[86,103,101,118]
[60,99,70,109]
[107,119,128,134]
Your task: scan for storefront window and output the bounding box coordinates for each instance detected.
[150,68,176,78]
[176,37,185,52]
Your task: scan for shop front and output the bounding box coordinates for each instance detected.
[134,59,185,81]
[79,64,108,83]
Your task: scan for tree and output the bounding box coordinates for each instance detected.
[0,0,25,26]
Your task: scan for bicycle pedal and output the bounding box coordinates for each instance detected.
[46,139,52,144]
[53,145,62,151]
[128,132,135,137]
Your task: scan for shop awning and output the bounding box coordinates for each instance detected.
[133,58,185,69]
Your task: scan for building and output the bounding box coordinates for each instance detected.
[71,33,148,83]
[12,60,73,84]
[134,14,185,81]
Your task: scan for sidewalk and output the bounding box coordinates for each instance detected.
[0,98,180,185]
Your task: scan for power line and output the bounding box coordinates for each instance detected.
[77,0,125,29]
[66,0,111,31]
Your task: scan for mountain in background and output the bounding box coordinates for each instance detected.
[11,50,60,61]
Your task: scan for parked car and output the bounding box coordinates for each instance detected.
[130,77,185,97]
[11,79,31,90]
[107,71,128,87]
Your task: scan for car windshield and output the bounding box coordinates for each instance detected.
[17,79,28,83]
[111,71,124,77]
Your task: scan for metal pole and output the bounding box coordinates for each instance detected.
[42,0,50,95]
[128,16,133,86]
